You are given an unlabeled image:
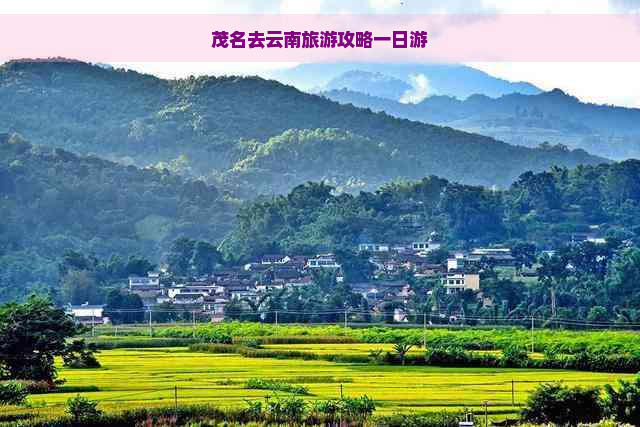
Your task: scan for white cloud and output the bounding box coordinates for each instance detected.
[399,73,432,104]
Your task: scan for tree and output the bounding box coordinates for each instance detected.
[192,241,221,276]
[334,249,374,283]
[522,383,603,425]
[0,381,28,406]
[60,270,102,305]
[607,247,640,307]
[587,306,608,322]
[510,241,537,271]
[104,289,144,324]
[0,296,79,382]
[167,237,196,276]
[62,339,101,369]
[392,341,414,366]
[66,395,102,422]
[604,374,640,425]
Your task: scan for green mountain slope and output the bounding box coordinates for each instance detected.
[323,88,640,160]
[0,134,236,299]
[0,60,605,194]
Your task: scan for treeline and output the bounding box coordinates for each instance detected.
[0,136,236,301]
[225,160,640,259]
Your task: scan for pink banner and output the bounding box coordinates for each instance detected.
[1,14,639,62]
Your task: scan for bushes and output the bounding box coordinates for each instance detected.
[0,381,28,406]
[500,344,529,368]
[603,374,640,425]
[522,382,603,425]
[375,412,461,427]
[189,343,241,354]
[65,395,102,423]
[232,335,360,345]
[523,377,640,426]
[62,340,101,369]
[423,345,501,368]
[245,378,310,395]
[89,337,199,349]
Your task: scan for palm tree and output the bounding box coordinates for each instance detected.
[393,341,414,366]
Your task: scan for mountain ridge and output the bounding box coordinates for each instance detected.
[0,60,605,195]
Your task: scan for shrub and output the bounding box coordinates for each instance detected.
[265,395,307,424]
[522,382,603,425]
[375,412,461,427]
[500,344,529,368]
[189,343,240,354]
[65,395,102,422]
[424,345,470,366]
[0,381,28,406]
[89,337,199,349]
[245,378,310,395]
[232,335,360,345]
[62,340,101,369]
[341,395,376,419]
[603,374,640,425]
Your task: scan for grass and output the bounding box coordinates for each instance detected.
[4,345,634,422]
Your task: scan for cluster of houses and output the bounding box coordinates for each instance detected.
[67,239,522,324]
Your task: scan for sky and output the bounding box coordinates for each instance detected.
[2,0,640,107]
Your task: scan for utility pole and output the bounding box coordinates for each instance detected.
[511,379,515,406]
[484,401,489,427]
[192,310,196,338]
[91,311,95,337]
[423,312,427,349]
[148,309,153,337]
[174,385,178,413]
[530,314,535,353]
[344,310,348,328]
[275,310,279,331]
[340,383,343,399]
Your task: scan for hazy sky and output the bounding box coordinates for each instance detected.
[2,0,640,107]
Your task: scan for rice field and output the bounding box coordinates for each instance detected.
[11,345,633,421]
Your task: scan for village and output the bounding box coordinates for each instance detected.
[66,237,531,325]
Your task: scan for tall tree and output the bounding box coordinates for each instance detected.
[0,296,79,382]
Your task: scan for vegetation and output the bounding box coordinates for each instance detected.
[324,86,640,160]
[153,321,640,355]
[0,381,28,406]
[522,382,603,425]
[245,378,311,395]
[65,395,102,423]
[0,296,79,382]
[0,60,601,196]
[61,340,101,369]
[2,346,631,423]
[0,136,235,301]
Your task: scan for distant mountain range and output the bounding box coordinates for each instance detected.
[323,87,640,160]
[270,63,542,99]
[0,60,604,197]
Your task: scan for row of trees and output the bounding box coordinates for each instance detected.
[225,161,640,262]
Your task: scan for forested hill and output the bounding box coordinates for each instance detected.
[225,161,640,260]
[0,134,237,300]
[0,60,605,194]
[323,88,640,160]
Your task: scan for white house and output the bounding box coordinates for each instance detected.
[307,254,341,269]
[129,271,160,289]
[442,272,480,294]
[412,241,441,253]
[357,243,390,253]
[67,304,109,325]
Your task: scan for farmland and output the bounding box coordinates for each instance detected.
[7,344,633,422]
[5,323,640,425]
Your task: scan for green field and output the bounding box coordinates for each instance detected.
[6,345,633,422]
